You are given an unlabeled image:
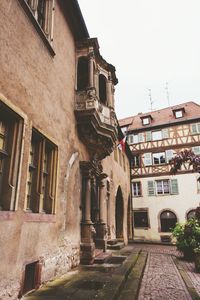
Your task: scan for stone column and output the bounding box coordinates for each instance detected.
[106,75,112,108]
[95,173,108,251]
[88,52,94,88]
[80,162,95,264]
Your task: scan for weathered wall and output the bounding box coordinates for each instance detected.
[0,1,89,298]
[103,149,131,245]
[133,173,200,242]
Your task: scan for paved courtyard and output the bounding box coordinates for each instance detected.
[22,243,200,300]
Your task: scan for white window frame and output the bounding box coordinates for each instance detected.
[156,180,170,195]
[175,110,183,118]
[152,130,162,141]
[152,152,166,165]
[142,117,150,125]
[132,182,142,197]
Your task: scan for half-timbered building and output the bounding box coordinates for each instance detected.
[120,101,200,243]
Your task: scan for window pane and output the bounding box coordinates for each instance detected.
[142,118,149,125]
[175,110,183,118]
[153,152,166,164]
[156,181,163,194]
[134,211,148,228]
[152,130,162,141]
[163,180,170,194]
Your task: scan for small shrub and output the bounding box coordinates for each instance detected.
[172,218,200,260]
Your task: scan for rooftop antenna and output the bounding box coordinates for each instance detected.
[148,88,154,111]
[165,81,170,107]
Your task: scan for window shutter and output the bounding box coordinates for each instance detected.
[170,179,179,195]
[128,135,133,144]
[191,124,197,134]
[144,153,152,166]
[165,149,174,163]
[148,181,155,196]
[146,131,151,142]
[138,133,144,143]
[162,128,169,139]
[192,146,200,155]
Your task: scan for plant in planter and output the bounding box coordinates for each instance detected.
[172,218,200,261]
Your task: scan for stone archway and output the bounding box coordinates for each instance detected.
[115,186,124,239]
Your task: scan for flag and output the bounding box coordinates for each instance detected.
[118,136,126,151]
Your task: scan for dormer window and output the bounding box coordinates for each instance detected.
[140,115,152,126]
[175,110,183,118]
[142,117,150,125]
[172,107,185,119]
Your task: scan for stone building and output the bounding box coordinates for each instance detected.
[0,1,131,298]
[120,102,200,243]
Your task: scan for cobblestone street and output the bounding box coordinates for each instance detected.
[138,253,191,300]
[22,243,200,300]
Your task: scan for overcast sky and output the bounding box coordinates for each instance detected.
[78,0,200,120]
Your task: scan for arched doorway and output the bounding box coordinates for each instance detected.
[160,210,177,232]
[115,187,124,239]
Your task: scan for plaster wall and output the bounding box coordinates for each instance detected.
[0,1,89,298]
[103,150,131,245]
[132,173,200,242]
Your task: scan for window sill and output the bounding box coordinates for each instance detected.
[134,227,149,230]
[18,0,55,57]
[0,211,16,220]
[23,212,56,223]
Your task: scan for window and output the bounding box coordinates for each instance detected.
[142,117,150,125]
[160,210,177,232]
[191,123,200,134]
[77,57,89,91]
[121,127,127,134]
[148,179,178,196]
[133,210,149,228]
[187,210,196,220]
[156,180,170,195]
[132,182,142,197]
[192,146,200,155]
[24,0,54,42]
[26,129,58,214]
[152,130,162,141]
[131,155,140,168]
[0,103,23,211]
[99,74,107,104]
[153,152,166,164]
[175,110,183,118]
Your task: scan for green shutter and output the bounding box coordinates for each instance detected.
[148,181,155,196]
[170,179,179,195]
[128,135,134,144]
[166,149,174,163]
[144,153,152,166]
[146,131,152,142]
[162,128,169,139]
[138,133,144,143]
[191,124,198,134]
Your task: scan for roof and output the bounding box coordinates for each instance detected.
[119,101,200,132]
[59,0,90,41]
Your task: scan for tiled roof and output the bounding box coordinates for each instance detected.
[119,101,200,132]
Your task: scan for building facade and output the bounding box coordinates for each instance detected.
[120,102,200,243]
[0,1,131,299]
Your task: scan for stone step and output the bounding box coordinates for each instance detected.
[107,242,125,250]
[107,239,118,245]
[94,250,112,264]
